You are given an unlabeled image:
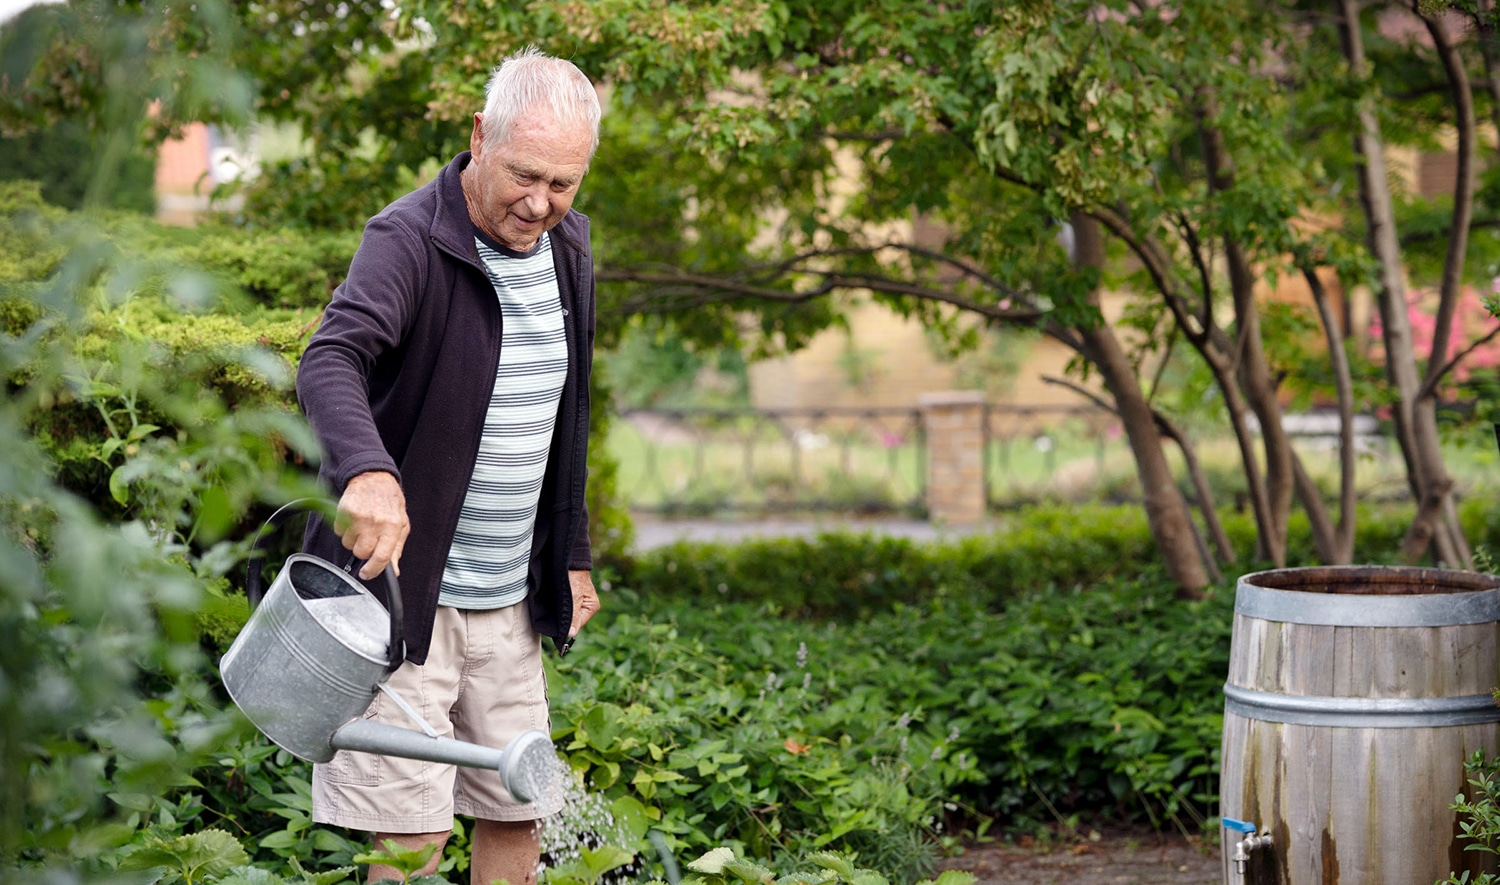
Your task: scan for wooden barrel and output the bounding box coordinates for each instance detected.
[1219,566,1500,884]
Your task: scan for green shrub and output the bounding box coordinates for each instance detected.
[536,576,1233,875]
[624,499,1500,621]
[1442,748,1500,885]
[622,504,1163,617]
[0,207,322,880]
[0,121,157,213]
[173,226,360,310]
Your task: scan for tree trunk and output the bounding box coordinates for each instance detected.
[1196,94,1316,566]
[1415,9,1475,568]
[1070,213,1209,597]
[1303,266,1358,563]
[1091,207,1284,566]
[1337,0,1471,567]
[1153,412,1236,567]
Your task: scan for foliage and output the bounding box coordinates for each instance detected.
[602,318,752,411]
[174,513,1241,881]
[0,117,156,212]
[0,143,323,885]
[170,225,361,310]
[1440,748,1500,885]
[619,500,1500,617]
[587,359,637,566]
[676,845,977,885]
[353,840,440,885]
[119,830,250,885]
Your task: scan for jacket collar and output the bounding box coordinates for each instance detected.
[430,152,482,267]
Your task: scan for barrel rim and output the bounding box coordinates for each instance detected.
[1236,566,1500,626]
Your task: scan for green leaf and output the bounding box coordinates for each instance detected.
[120,831,250,882]
[126,422,161,442]
[258,830,301,850]
[686,847,736,875]
[195,484,234,542]
[582,844,636,879]
[109,465,130,505]
[609,794,654,842]
[724,858,775,885]
[806,853,857,880]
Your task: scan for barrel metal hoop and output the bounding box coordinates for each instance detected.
[1223,682,1500,728]
[1235,583,1500,627]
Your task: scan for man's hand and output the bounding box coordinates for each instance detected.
[335,471,410,580]
[567,569,601,640]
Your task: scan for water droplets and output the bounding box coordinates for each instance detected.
[532,755,635,877]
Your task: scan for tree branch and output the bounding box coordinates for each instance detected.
[599,261,1046,324]
[1418,4,1477,382]
[1418,321,1500,401]
[1040,374,1231,574]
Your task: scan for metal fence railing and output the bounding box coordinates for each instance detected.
[615,404,1139,516]
[612,403,1465,517]
[981,404,1129,508]
[615,407,926,516]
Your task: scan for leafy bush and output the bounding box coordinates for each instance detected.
[0,118,157,213]
[530,575,1232,877]
[172,226,360,310]
[1443,748,1500,885]
[0,195,320,881]
[620,504,1165,617]
[175,557,1228,882]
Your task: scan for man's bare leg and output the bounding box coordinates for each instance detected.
[366,830,450,882]
[470,818,542,885]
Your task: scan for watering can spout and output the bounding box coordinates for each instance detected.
[330,721,559,804]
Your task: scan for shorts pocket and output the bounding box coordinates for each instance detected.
[318,696,384,786]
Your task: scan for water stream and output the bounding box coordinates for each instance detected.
[528,754,640,881]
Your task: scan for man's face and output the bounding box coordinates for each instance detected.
[465,111,592,251]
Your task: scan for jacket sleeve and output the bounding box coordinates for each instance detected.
[296,213,428,491]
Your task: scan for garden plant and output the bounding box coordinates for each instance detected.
[11,1,1500,884]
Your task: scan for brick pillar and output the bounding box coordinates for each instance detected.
[920,391,987,525]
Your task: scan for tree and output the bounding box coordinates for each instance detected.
[396,0,1358,593]
[12,0,1499,591]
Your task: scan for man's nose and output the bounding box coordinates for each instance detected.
[523,187,549,216]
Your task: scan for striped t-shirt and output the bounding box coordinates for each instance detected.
[438,231,568,610]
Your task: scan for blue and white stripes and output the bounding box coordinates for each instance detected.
[438,232,567,610]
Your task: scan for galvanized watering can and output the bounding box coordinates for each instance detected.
[220,500,559,803]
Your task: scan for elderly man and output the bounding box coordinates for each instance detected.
[295,47,603,885]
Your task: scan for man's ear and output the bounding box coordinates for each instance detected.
[470,112,486,155]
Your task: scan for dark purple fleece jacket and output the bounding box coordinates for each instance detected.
[295,151,594,664]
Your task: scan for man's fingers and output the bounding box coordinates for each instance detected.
[566,570,601,638]
[336,471,410,581]
[359,523,411,580]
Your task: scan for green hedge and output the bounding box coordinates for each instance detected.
[4,180,633,577]
[619,506,1161,618]
[618,500,1500,618]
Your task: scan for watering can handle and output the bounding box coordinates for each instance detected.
[245,497,407,673]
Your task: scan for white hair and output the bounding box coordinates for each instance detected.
[481,46,601,160]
